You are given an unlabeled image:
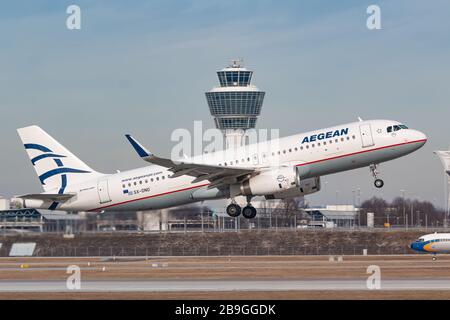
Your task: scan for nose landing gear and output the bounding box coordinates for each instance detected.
[370,164,384,188]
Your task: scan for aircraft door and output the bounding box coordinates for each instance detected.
[97,179,112,204]
[359,124,375,148]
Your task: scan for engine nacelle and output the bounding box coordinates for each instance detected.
[239,167,298,196]
[265,177,321,199]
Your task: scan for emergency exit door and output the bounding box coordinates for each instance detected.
[359,124,375,148]
[97,179,112,204]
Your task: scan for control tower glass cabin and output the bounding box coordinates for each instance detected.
[205,60,265,149]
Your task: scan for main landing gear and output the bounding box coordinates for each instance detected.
[226,203,241,217]
[226,197,257,219]
[370,164,384,188]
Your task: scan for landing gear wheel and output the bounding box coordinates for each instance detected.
[226,203,241,217]
[242,206,257,219]
[374,179,384,188]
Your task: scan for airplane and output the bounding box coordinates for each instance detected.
[13,119,427,219]
[410,233,450,260]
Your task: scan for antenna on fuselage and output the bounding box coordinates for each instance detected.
[358,117,363,122]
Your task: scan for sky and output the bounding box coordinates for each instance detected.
[0,0,449,208]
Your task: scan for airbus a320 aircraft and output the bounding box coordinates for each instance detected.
[14,119,426,219]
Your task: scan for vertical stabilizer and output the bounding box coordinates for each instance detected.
[17,125,103,193]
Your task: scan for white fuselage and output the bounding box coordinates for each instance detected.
[29,119,427,212]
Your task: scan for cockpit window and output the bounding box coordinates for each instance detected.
[418,238,424,242]
[387,124,408,133]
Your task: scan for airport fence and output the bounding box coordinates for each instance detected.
[0,244,414,257]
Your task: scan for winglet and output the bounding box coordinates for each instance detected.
[125,134,152,158]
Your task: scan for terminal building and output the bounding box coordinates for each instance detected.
[205,60,265,149]
[303,205,360,228]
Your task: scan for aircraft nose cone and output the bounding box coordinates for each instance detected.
[410,130,427,148]
[410,242,423,252]
[417,131,427,143]
[414,130,427,143]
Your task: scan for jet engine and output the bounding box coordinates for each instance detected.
[265,176,321,199]
[238,167,298,196]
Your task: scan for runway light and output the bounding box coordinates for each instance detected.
[20,264,29,269]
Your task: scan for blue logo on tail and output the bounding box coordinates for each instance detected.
[25,143,90,210]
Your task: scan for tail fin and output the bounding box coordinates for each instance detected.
[17,125,103,192]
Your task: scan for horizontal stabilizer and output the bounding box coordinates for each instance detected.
[17,193,75,202]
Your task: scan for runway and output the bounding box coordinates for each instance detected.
[2,279,450,292]
[1,255,450,299]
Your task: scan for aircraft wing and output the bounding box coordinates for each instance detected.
[17,193,75,201]
[125,135,256,188]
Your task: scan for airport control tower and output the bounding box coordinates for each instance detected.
[205,60,265,149]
